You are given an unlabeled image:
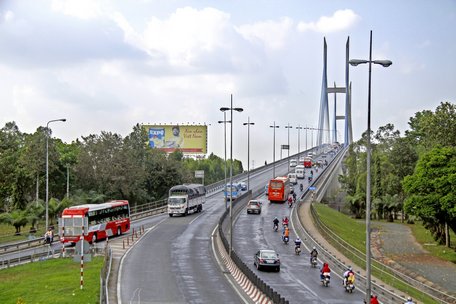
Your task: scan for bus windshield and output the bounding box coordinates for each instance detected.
[270,181,283,190]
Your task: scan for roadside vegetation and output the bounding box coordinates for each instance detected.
[314,203,440,304]
[339,101,456,249]
[0,256,103,304]
[0,123,242,242]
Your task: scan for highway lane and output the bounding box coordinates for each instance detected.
[233,155,364,303]
[119,159,295,303]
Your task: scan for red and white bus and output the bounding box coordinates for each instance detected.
[268,176,291,203]
[303,156,313,168]
[60,200,130,244]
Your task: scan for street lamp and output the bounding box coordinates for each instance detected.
[349,30,392,303]
[46,118,66,231]
[296,125,303,156]
[269,122,280,178]
[220,94,243,257]
[243,117,254,191]
[285,123,293,173]
[218,112,231,210]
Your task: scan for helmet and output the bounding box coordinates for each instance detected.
[274,217,278,220]
[313,246,316,250]
[348,266,352,271]
[296,237,300,241]
[407,297,412,301]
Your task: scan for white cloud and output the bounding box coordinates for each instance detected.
[1,10,15,23]
[51,0,104,20]
[236,17,293,50]
[297,9,360,33]
[141,7,232,66]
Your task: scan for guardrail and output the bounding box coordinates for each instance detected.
[310,204,455,304]
[100,246,112,304]
[293,148,455,304]
[217,189,289,304]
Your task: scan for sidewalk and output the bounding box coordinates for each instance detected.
[297,198,456,303]
[371,222,456,297]
[296,198,410,303]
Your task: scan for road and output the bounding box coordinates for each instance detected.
[233,154,364,303]
[119,162,289,303]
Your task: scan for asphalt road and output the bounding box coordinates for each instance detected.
[233,156,365,304]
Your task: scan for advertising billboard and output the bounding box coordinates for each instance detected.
[144,125,207,154]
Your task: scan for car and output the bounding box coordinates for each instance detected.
[254,249,280,271]
[239,181,247,191]
[247,200,262,214]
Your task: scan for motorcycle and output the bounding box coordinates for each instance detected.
[308,176,313,182]
[299,184,303,191]
[282,235,289,244]
[295,245,301,255]
[273,223,278,232]
[344,281,355,293]
[311,256,318,268]
[321,273,330,287]
[288,200,293,208]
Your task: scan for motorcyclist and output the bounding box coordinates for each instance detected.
[282,226,290,242]
[292,192,297,201]
[294,237,302,251]
[282,216,289,227]
[44,228,53,244]
[370,295,379,304]
[299,183,303,191]
[288,195,293,206]
[404,297,415,304]
[310,246,318,264]
[320,262,331,281]
[343,266,354,286]
[273,217,279,231]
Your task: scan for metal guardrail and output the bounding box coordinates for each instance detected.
[100,246,112,304]
[217,189,289,304]
[310,205,455,304]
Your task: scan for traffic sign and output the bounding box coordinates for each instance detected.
[309,186,316,191]
[75,239,91,254]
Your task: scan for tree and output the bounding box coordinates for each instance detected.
[403,146,456,246]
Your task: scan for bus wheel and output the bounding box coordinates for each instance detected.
[117,227,122,236]
[91,233,97,244]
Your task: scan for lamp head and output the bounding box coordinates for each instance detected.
[349,59,368,66]
[374,60,393,67]
[220,107,229,112]
[234,107,243,112]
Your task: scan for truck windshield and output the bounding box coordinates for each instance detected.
[169,197,186,205]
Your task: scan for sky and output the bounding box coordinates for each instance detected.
[1,0,455,170]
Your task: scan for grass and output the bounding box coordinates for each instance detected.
[408,221,456,264]
[0,222,51,244]
[0,256,103,304]
[313,203,440,304]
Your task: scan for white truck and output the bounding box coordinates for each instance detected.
[295,165,305,179]
[168,184,206,217]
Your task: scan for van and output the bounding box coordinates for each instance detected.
[295,165,305,179]
[288,173,297,185]
[290,159,297,167]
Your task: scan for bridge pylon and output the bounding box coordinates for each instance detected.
[317,37,353,148]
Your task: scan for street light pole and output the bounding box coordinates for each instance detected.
[285,124,292,173]
[269,122,279,178]
[218,112,231,210]
[220,95,243,257]
[349,30,392,303]
[45,118,66,231]
[243,117,255,191]
[296,125,303,156]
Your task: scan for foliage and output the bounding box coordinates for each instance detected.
[403,146,456,245]
[0,121,244,232]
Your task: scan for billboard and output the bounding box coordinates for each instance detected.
[144,125,207,154]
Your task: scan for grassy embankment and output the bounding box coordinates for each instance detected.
[0,222,50,244]
[0,256,103,304]
[313,203,456,304]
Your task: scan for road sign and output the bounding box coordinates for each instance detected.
[195,170,204,178]
[309,186,316,191]
[75,239,91,254]
[281,145,289,150]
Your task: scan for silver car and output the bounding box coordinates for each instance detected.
[254,249,280,271]
[246,200,262,214]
